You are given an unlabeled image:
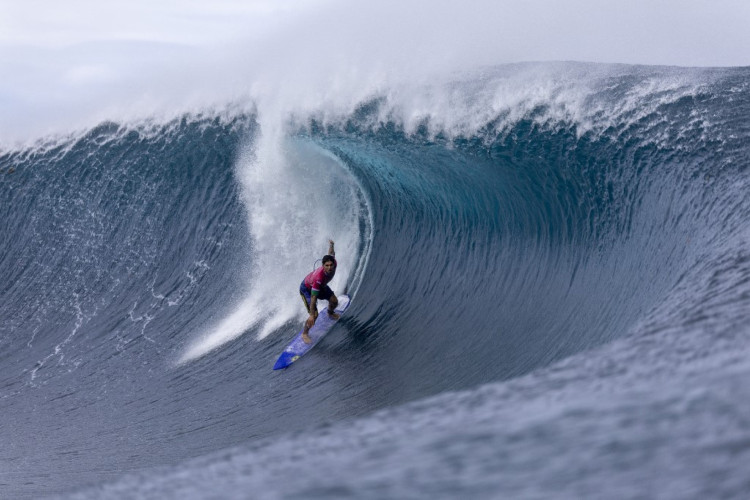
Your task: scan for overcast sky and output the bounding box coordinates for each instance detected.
[1,0,748,142]
[2,0,748,64]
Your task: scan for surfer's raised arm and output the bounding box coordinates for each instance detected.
[328,239,335,256]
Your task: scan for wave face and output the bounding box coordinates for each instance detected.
[2,64,750,498]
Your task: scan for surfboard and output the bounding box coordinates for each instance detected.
[273,294,350,370]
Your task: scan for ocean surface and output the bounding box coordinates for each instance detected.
[1,63,750,499]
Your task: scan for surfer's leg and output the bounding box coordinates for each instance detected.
[299,284,314,343]
[302,311,313,344]
[322,288,339,319]
[328,294,338,313]
[300,292,311,313]
[299,281,312,312]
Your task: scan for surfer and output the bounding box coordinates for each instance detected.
[299,239,340,344]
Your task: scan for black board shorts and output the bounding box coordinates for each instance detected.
[299,280,333,311]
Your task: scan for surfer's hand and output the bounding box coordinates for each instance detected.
[305,314,316,329]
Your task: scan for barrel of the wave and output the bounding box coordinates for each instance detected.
[273,294,351,369]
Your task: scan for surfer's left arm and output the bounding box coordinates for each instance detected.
[328,239,335,256]
[306,294,319,328]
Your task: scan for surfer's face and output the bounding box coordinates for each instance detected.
[323,261,336,275]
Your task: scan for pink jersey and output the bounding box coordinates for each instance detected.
[304,262,337,294]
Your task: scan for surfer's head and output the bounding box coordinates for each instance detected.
[322,255,336,275]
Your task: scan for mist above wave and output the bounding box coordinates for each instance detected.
[3,0,748,145]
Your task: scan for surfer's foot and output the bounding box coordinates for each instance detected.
[302,332,312,344]
[327,310,340,320]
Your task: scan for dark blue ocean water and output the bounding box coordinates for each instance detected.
[2,63,750,499]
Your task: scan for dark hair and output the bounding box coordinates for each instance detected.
[322,255,336,265]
